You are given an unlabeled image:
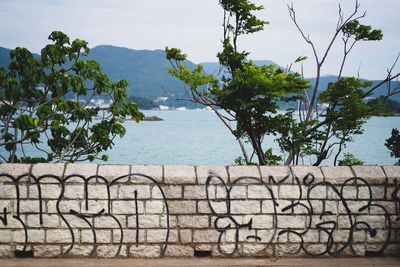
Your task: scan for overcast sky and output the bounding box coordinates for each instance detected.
[0,0,399,79]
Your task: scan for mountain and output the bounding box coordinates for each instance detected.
[0,45,197,104]
[0,47,12,68]
[86,45,197,100]
[0,47,40,68]
[1,45,398,103]
[307,75,400,101]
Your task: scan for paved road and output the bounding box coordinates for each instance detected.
[0,257,399,267]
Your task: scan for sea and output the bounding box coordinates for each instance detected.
[1,109,398,165]
[103,110,399,166]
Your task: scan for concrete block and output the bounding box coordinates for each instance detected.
[98,165,130,181]
[94,216,126,229]
[197,166,228,184]
[383,166,400,184]
[80,200,108,213]
[29,184,61,199]
[308,185,327,199]
[279,185,300,199]
[321,166,353,184]
[129,245,161,258]
[33,245,61,257]
[248,185,272,199]
[0,245,13,257]
[19,200,40,213]
[277,215,306,229]
[130,165,163,184]
[152,185,182,199]
[112,200,144,215]
[147,229,177,243]
[217,186,246,199]
[14,229,44,243]
[168,200,196,214]
[179,229,192,244]
[86,184,108,200]
[81,229,110,243]
[352,166,386,184]
[69,245,93,257]
[119,185,150,199]
[27,214,59,228]
[164,165,196,184]
[230,200,260,214]
[164,245,193,257]
[260,166,292,184]
[242,214,273,229]
[178,215,209,228]
[48,200,80,214]
[0,185,18,198]
[145,200,165,214]
[228,166,260,180]
[64,163,97,177]
[128,214,160,228]
[63,184,85,199]
[0,164,31,177]
[193,229,219,243]
[358,186,385,200]
[291,166,324,184]
[183,185,207,199]
[46,229,73,243]
[0,230,12,243]
[31,163,65,178]
[112,229,144,244]
[97,245,126,258]
[356,215,387,229]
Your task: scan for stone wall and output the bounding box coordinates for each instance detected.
[0,164,399,258]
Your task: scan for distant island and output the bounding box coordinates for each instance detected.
[143,116,163,121]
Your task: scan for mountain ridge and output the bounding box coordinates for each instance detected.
[0,45,398,103]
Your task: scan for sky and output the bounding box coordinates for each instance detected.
[0,0,399,79]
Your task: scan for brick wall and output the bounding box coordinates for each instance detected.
[0,163,399,258]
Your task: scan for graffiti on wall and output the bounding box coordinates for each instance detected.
[206,173,396,257]
[0,170,398,258]
[0,173,170,257]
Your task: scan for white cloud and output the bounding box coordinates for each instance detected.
[0,0,398,79]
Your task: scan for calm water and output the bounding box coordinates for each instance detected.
[2,110,398,165]
[104,110,399,166]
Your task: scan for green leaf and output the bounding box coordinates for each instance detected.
[0,30,142,163]
[295,56,308,63]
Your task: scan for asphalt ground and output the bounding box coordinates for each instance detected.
[0,257,399,267]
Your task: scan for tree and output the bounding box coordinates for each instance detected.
[0,31,143,163]
[166,0,308,165]
[280,0,400,165]
[167,0,399,166]
[338,153,364,166]
[385,128,400,165]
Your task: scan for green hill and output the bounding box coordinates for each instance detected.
[0,45,197,106]
[1,45,398,105]
[0,47,12,68]
[86,45,196,100]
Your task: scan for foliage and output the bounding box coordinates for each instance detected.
[284,1,399,166]
[385,128,400,165]
[341,20,383,41]
[166,0,399,166]
[338,153,364,166]
[166,0,308,165]
[0,31,143,163]
[127,96,157,110]
[368,96,400,116]
[263,148,283,165]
